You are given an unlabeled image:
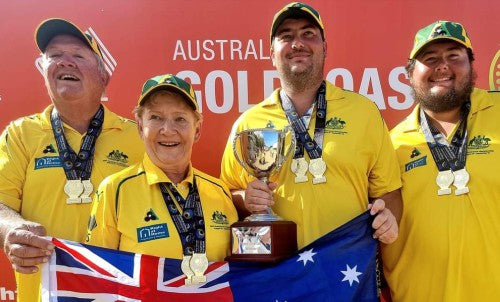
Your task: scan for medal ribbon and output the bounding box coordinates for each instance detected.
[281,81,327,160]
[50,105,104,180]
[159,178,206,256]
[419,101,470,171]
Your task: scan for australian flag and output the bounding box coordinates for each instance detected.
[41,211,378,302]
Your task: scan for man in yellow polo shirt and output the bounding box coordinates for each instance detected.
[86,74,237,270]
[0,18,143,301]
[220,2,402,249]
[382,21,500,301]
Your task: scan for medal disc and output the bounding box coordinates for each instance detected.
[80,180,94,203]
[453,168,470,195]
[309,158,326,184]
[436,170,454,195]
[64,180,84,203]
[181,255,194,285]
[291,158,308,174]
[291,157,308,183]
[190,253,208,284]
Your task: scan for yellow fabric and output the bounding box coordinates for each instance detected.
[382,89,500,302]
[86,154,238,262]
[220,81,401,248]
[0,105,144,302]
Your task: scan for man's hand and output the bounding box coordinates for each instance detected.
[243,180,277,213]
[3,222,54,274]
[368,198,398,244]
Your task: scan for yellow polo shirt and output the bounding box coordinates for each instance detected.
[220,81,401,248]
[382,89,500,301]
[0,104,144,302]
[86,154,238,262]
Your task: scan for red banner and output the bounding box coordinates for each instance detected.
[1,1,499,299]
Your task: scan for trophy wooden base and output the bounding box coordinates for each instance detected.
[225,220,297,263]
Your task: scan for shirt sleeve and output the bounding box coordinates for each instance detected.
[368,113,402,198]
[0,124,28,211]
[85,177,120,248]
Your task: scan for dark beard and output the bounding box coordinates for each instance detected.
[279,66,324,94]
[278,52,325,93]
[412,69,476,113]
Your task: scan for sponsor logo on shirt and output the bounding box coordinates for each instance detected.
[137,223,169,243]
[43,144,56,154]
[104,149,129,167]
[410,147,421,158]
[34,156,62,169]
[325,117,347,135]
[467,135,494,155]
[405,155,427,172]
[144,208,159,222]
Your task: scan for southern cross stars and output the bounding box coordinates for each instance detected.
[296,250,363,288]
[341,264,362,286]
[296,248,317,266]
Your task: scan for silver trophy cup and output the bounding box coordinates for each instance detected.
[228,127,297,262]
[232,127,294,221]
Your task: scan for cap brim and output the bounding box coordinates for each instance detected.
[139,84,198,111]
[35,18,102,59]
[271,9,324,41]
[410,36,471,59]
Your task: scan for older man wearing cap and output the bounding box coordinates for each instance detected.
[85,74,237,285]
[381,21,500,301]
[220,2,402,250]
[0,18,143,301]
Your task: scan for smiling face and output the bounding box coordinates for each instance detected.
[42,34,107,106]
[271,18,326,89]
[137,91,201,178]
[410,41,475,113]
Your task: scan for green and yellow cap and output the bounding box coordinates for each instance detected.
[138,74,199,112]
[410,20,473,59]
[270,2,325,44]
[35,18,103,60]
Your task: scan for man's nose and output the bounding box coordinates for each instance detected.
[435,57,450,71]
[55,54,77,68]
[291,38,305,50]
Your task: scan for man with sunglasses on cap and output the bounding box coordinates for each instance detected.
[381,21,500,301]
[221,2,402,250]
[0,18,143,301]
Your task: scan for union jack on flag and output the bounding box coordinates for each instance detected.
[41,211,379,302]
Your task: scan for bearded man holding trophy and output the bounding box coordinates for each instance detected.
[221,2,402,261]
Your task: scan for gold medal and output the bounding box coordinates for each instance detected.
[64,179,83,204]
[190,253,208,284]
[80,180,94,203]
[453,168,470,195]
[308,158,326,184]
[181,255,194,285]
[436,170,454,195]
[291,157,308,183]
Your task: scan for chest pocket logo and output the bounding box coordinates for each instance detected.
[137,223,169,243]
[34,156,62,170]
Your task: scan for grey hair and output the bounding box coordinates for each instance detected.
[133,90,202,121]
[40,52,109,85]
